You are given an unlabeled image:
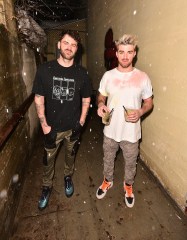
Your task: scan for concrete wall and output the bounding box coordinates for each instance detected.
[0,0,38,238]
[87,0,187,213]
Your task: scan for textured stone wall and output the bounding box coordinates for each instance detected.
[87,0,187,213]
[0,0,38,239]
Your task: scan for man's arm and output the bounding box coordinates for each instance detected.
[79,97,91,126]
[139,97,153,117]
[34,94,51,134]
[127,97,153,123]
[97,93,110,117]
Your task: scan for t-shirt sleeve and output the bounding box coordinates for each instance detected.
[81,70,92,98]
[142,75,153,99]
[98,72,108,96]
[32,65,45,96]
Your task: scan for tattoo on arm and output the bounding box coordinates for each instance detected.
[39,117,45,124]
[39,117,48,127]
[36,103,44,112]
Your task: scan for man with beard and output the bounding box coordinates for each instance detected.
[96,34,153,208]
[32,30,92,210]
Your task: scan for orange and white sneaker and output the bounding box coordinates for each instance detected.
[124,183,135,208]
[96,178,113,199]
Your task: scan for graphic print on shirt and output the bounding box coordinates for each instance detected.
[52,76,75,101]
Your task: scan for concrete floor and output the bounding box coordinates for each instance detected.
[10,108,187,240]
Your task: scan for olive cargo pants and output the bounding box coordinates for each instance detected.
[42,130,77,188]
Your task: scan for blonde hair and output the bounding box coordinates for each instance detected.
[115,34,138,49]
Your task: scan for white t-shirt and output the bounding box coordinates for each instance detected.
[98,68,153,142]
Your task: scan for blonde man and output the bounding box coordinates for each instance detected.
[96,34,153,208]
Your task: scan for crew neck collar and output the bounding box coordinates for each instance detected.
[56,59,74,68]
[115,67,136,74]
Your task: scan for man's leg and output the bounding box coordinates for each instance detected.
[63,130,77,197]
[103,136,119,181]
[120,140,139,208]
[64,132,77,177]
[96,135,119,199]
[42,146,60,187]
[39,131,67,210]
[120,140,139,185]
[39,131,61,210]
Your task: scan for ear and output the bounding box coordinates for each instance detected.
[57,41,60,49]
[116,51,118,58]
[134,50,136,57]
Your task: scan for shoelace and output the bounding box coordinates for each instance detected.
[66,178,72,189]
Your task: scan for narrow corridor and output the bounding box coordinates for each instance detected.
[10,108,187,240]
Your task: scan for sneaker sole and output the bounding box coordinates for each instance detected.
[38,204,48,210]
[96,181,113,200]
[124,193,135,208]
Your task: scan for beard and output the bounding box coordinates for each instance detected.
[59,48,75,60]
[118,59,132,69]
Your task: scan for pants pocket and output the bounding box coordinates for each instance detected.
[44,130,57,149]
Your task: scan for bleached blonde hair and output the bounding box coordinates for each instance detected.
[115,34,138,50]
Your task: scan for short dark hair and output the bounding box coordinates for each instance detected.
[59,30,81,44]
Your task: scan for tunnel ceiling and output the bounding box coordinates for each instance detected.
[14,0,88,27]
[14,0,87,50]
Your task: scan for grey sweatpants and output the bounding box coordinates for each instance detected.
[103,135,139,185]
[43,130,77,188]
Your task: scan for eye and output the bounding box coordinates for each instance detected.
[71,44,77,48]
[63,41,68,45]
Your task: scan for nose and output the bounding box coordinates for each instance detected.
[66,44,72,50]
[124,52,128,59]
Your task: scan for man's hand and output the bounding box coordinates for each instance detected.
[125,110,141,123]
[97,105,110,117]
[43,125,51,134]
[44,129,57,149]
[97,93,110,117]
[70,121,83,142]
[126,97,153,123]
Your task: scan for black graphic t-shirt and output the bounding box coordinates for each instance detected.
[32,60,92,131]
